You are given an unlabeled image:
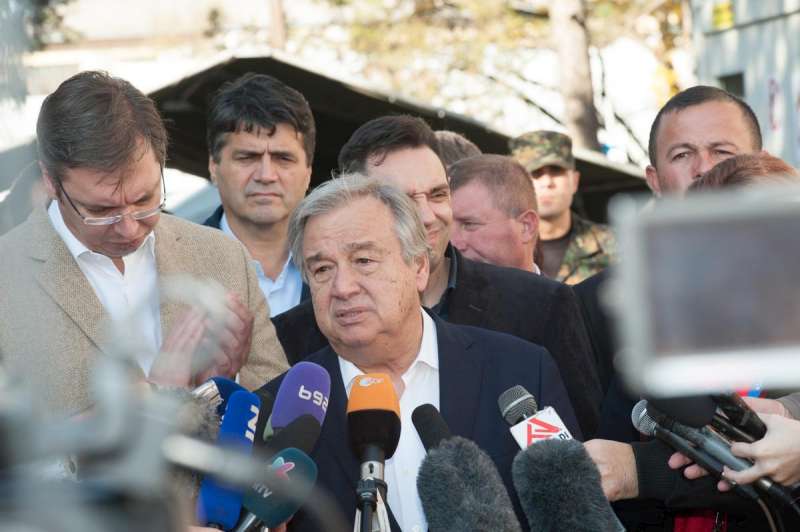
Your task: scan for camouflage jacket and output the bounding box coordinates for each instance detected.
[556,214,616,285]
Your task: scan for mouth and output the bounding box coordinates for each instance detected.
[334,307,370,325]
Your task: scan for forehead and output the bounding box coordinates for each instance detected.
[61,148,161,198]
[223,123,304,150]
[303,196,399,254]
[366,146,447,194]
[453,181,500,212]
[656,101,755,152]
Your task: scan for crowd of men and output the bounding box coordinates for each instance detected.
[1,69,799,532]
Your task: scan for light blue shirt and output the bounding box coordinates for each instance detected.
[220,212,303,317]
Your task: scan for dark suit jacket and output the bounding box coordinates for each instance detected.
[260,312,580,532]
[272,247,602,437]
[203,205,310,301]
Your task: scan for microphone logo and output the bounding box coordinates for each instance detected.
[525,418,565,445]
[270,457,296,480]
[357,376,384,387]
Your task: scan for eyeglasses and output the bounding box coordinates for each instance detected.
[57,173,166,226]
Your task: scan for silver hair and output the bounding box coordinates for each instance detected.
[288,173,431,280]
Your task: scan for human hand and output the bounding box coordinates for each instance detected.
[195,293,254,384]
[741,396,790,418]
[583,439,638,501]
[722,414,800,487]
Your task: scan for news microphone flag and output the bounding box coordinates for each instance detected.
[237,447,318,531]
[498,385,572,449]
[271,361,331,430]
[197,390,261,529]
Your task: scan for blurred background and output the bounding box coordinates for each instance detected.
[1,0,798,224]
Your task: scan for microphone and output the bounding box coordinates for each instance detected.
[713,393,767,440]
[196,390,261,529]
[234,447,318,531]
[512,439,624,532]
[347,373,400,532]
[641,401,798,509]
[264,361,331,441]
[233,364,330,532]
[498,385,572,449]
[413,404,522,532]
[193,377,248,416]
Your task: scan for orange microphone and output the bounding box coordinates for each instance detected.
[346,373,401,532]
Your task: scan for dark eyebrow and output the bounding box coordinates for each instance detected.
[269,148,297,159]
[344,241,384,254]
[232,148,264,157]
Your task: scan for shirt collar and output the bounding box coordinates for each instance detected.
[47,200,155,262]
[221,211,297,283]
[339,307,439,394]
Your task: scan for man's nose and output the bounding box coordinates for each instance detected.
[330,265,360,299]
[450,225,466,251]
[114,213,140,238]
[254,156,279,183]
[694,151,717,178]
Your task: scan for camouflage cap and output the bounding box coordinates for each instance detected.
[509,130,575,173]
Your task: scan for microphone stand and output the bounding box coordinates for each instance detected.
[353,449,391,532]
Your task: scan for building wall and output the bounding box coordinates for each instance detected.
[692,0,800,166]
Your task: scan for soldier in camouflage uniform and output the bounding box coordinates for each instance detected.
[510,130,616,285]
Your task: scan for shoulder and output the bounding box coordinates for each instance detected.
[158,214,244,253]
[573,214,616,245]
[459,253,565,295]
[260,348,334,394]
[440,318,550,363]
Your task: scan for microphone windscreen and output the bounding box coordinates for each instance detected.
[346,374,401,460]
[412,404,452,452]
[417,436,521,532]
[648,395,716,428]
[243,447,318,528]
[197,390,261,529]
[263,414,321,457]
[193,377,247,416]
[272,362,331,429]
[498,385,538,426]
[512,439,622,532]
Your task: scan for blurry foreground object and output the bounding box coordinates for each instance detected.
[610,153,800,397]
[0,162,47,236]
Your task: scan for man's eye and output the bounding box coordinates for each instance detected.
[671,152,690,161]
[355,257,374,265]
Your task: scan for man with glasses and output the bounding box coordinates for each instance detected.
[0,71,288,416]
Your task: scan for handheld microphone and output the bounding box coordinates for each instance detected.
[642,401,797,509]
[498,385,572,449]
[347,373,400,532]
[235,447,318,531]
[631,400,760,502]
[713,393,767,440]
[512,439,624,532]
[263,414,322,457]
[196,390,261,529]
[193,377,247,416]
[413,405,522,532]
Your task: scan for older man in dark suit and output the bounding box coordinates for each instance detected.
[272,115,602,437]
[261,175,579,531]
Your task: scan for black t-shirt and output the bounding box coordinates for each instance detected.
[539,224,572,279]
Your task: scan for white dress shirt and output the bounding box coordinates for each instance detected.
[220,213,303,316]
[339,308,440,532]
[48,201,161,373]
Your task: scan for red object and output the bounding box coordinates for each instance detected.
[674,510,727,532]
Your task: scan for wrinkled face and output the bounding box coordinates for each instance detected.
[647,101,758,195]
[303,196,429,353]
[45,147,162,258]
[366,147,452,270]
[530,165,579,220]
[209,124,311,227]
[451,181,529,269]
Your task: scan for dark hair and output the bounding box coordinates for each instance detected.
[338,115,441,173]
[435,130,482,167]
[689,153,799,192]
[207,73,315,166]
[648,85,762,166]
[449,154,536,216]
[36,71,168,184]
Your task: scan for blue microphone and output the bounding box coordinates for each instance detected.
[197,390,261,529]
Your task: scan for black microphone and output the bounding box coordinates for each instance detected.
[631,400,760,502]
[512,439,624,532]
[262,414,321,457]
[413,404,522,532]
[498,385,572,448]
[713,393,767,440]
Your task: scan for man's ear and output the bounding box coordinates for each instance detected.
[570,169,581,193]
[414,252,430,293]
[645,165,662,196]
[208,156,218,185]
[517,209,539,244]
[39,162,58,199]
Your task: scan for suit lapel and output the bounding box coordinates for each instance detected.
[433,313,484,439]
[29,208,114,356]
[153,217,186,340]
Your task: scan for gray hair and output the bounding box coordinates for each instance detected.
[288,173,431,279]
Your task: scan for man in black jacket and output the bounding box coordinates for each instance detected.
[272,114,602,437]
